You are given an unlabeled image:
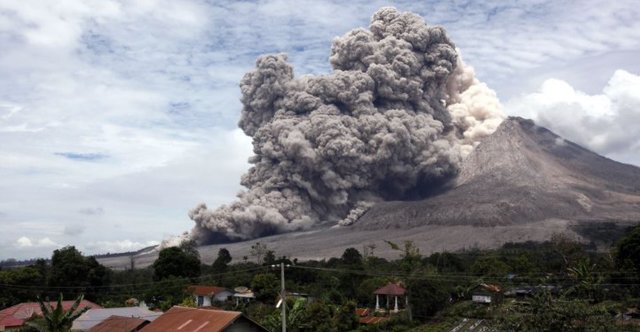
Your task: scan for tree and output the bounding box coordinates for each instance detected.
[179,239,200,259]
[333,300,358,331]
[615,225,640,271]
[428,252,465,273]
[250,242,269,264]
[386,240,422,273]
[49,246,89,288]
[251,273,279,302]
[144,276,188,311]
[406,278,450,322]
[470,256,510,277]
[212,248,232,271]
[304,300,335,332]
[341,248,363,266]
[0,264,46,307]
[550,233,586,271]
[566,259,603,302]
[26,294,90,332]
[493,289,619,331]
[264,298,308,331]
[48,247,110,300]
[263,250,276,266]
[152,246,201,281]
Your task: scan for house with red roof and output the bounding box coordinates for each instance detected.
[0,299,101,330]
[89,315,149,332]
[187,285,234,307]
[139,306,267,332]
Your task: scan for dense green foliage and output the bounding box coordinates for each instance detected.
[49,247,110,298]
[616,225,640,271]
[3,227,640,331]
[152,246,201,281]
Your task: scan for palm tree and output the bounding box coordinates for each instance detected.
[25,293,90,332]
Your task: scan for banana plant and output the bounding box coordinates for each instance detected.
[26,293,90,332]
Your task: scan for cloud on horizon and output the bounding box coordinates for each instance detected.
[506,70,640,166]
[16,236,60,249]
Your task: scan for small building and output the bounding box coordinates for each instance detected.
[374,282,407,313]
[472,292,492,304]
[232,287,255,306]
[0,299,101,330]
[139,306,267,332]
[72,306,162,331]
[88,315,149,332]
[471,283,501,304]
[188,285,234,307]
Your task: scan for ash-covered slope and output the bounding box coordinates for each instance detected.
[355,117,640,230]
[104,120,639,268]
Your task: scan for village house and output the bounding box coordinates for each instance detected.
[71,306,162,331]
[231,287,255,306]
[0,299,101,331]
[471,283,502,304]
[88,315,149,332]
[188,285,234,307]
[139,306,267,332]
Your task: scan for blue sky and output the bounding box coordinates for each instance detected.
[1,0,639,259]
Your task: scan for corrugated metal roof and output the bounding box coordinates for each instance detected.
[187,285,230,296]
[359,316,389,325]
[72,307,162,330]
[89,315,148,332]
[374,282,406,296]
[139,306,242,332]
[355,308,370,317]
[0,300,101,328]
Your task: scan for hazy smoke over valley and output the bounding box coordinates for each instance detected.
[189,7,504,244]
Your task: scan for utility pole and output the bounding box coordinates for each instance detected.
[280,262,286,332]
[272,262,288,331]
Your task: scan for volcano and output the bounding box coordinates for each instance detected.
[190,117,640,263]
[100,117,640,268]
[355,116,640,230]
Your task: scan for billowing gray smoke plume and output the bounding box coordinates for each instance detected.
[189,7,504,244]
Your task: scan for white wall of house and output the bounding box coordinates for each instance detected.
[472,295,492,303]
[195,295,212,307]
[195,291,234,307]
[214,291,234,302]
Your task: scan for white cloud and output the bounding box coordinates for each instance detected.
[16,236,60,248]
[506,70,640,165]
[16,236,32,247]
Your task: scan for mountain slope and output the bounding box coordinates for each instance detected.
[355,117,640,230]
[99,117,640,268]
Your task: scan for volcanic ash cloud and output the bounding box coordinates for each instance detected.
[189,7,504,244]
